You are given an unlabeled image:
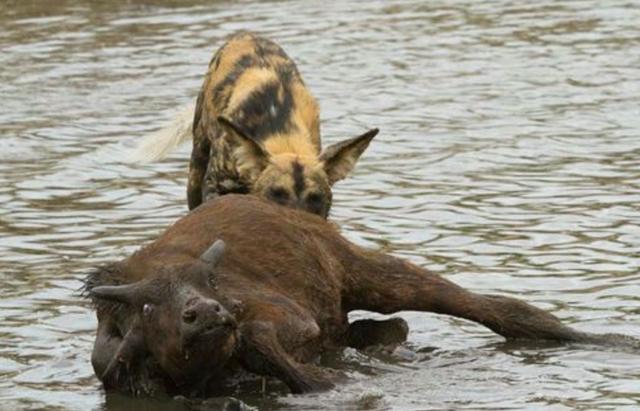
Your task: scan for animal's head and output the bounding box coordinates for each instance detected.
[90,240,238,388]
[219,116,378,218]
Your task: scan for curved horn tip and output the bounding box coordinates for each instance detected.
[201,239,226,265]
[90,284,139,304]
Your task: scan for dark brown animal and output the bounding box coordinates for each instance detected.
[85,195,639,397]
[130,32,378,218]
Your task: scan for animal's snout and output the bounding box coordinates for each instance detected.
[182,299,221,323]
[182,298,237,331]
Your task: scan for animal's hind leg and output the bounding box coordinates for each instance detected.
[345,252,601,343]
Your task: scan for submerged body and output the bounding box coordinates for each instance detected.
[86,195,639,397]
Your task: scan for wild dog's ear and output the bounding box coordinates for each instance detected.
[217,116,270,180]
[100,319,163,396]
[320,128,379,185]
[100,320,144,388]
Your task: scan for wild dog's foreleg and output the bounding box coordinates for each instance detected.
[187,91,210,210]
[345,252,639,347]
[236,321,335,393]
[187,138,209,210]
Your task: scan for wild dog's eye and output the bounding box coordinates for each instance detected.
[268,187,289,204]
[306,192,324,205]
[306,192,325,215]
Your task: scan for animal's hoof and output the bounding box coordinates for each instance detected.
[347,317,409,349]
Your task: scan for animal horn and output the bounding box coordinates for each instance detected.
[90,282,146,305]
[201,239,226,267]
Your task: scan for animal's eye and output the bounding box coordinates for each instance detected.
[142,303,154,317]
[305,192,326,215]
[307,192,323,205]
[208,276,218,290]
[269,187,289,204]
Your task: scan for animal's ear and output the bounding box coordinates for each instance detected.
[320,128,379,185]
[200,239,226,267]
[100,321,149,393]
[90,281,147,306]
[217,116,270,179]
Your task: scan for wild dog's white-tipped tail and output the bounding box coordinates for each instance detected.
[127,103,196,163]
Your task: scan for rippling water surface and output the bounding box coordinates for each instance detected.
[1,0,639,409]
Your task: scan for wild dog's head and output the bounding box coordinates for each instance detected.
[218,116,378,218]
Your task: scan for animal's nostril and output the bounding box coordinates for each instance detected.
[222,314,237,329]
[183,309,197,323]
[214,303,221,313]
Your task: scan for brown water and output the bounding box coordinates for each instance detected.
[1,0,640,410]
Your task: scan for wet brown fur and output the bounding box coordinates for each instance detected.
[86,195,639,397]
[188,32,378,217]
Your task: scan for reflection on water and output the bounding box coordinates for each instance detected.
[1,0,639,409]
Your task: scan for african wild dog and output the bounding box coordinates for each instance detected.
[86,194,639,397]
[130,32,378,217]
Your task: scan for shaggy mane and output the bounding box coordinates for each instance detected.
[81,262,128,315]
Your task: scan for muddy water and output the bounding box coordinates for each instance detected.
[1,0,639,410]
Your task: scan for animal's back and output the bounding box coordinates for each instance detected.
[129,195,348,308]
[196,32,320,151]
[188,32,322,206]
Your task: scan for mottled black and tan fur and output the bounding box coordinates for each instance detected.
[131,32,378,218]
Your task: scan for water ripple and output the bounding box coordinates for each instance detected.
[1,0,639,410]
